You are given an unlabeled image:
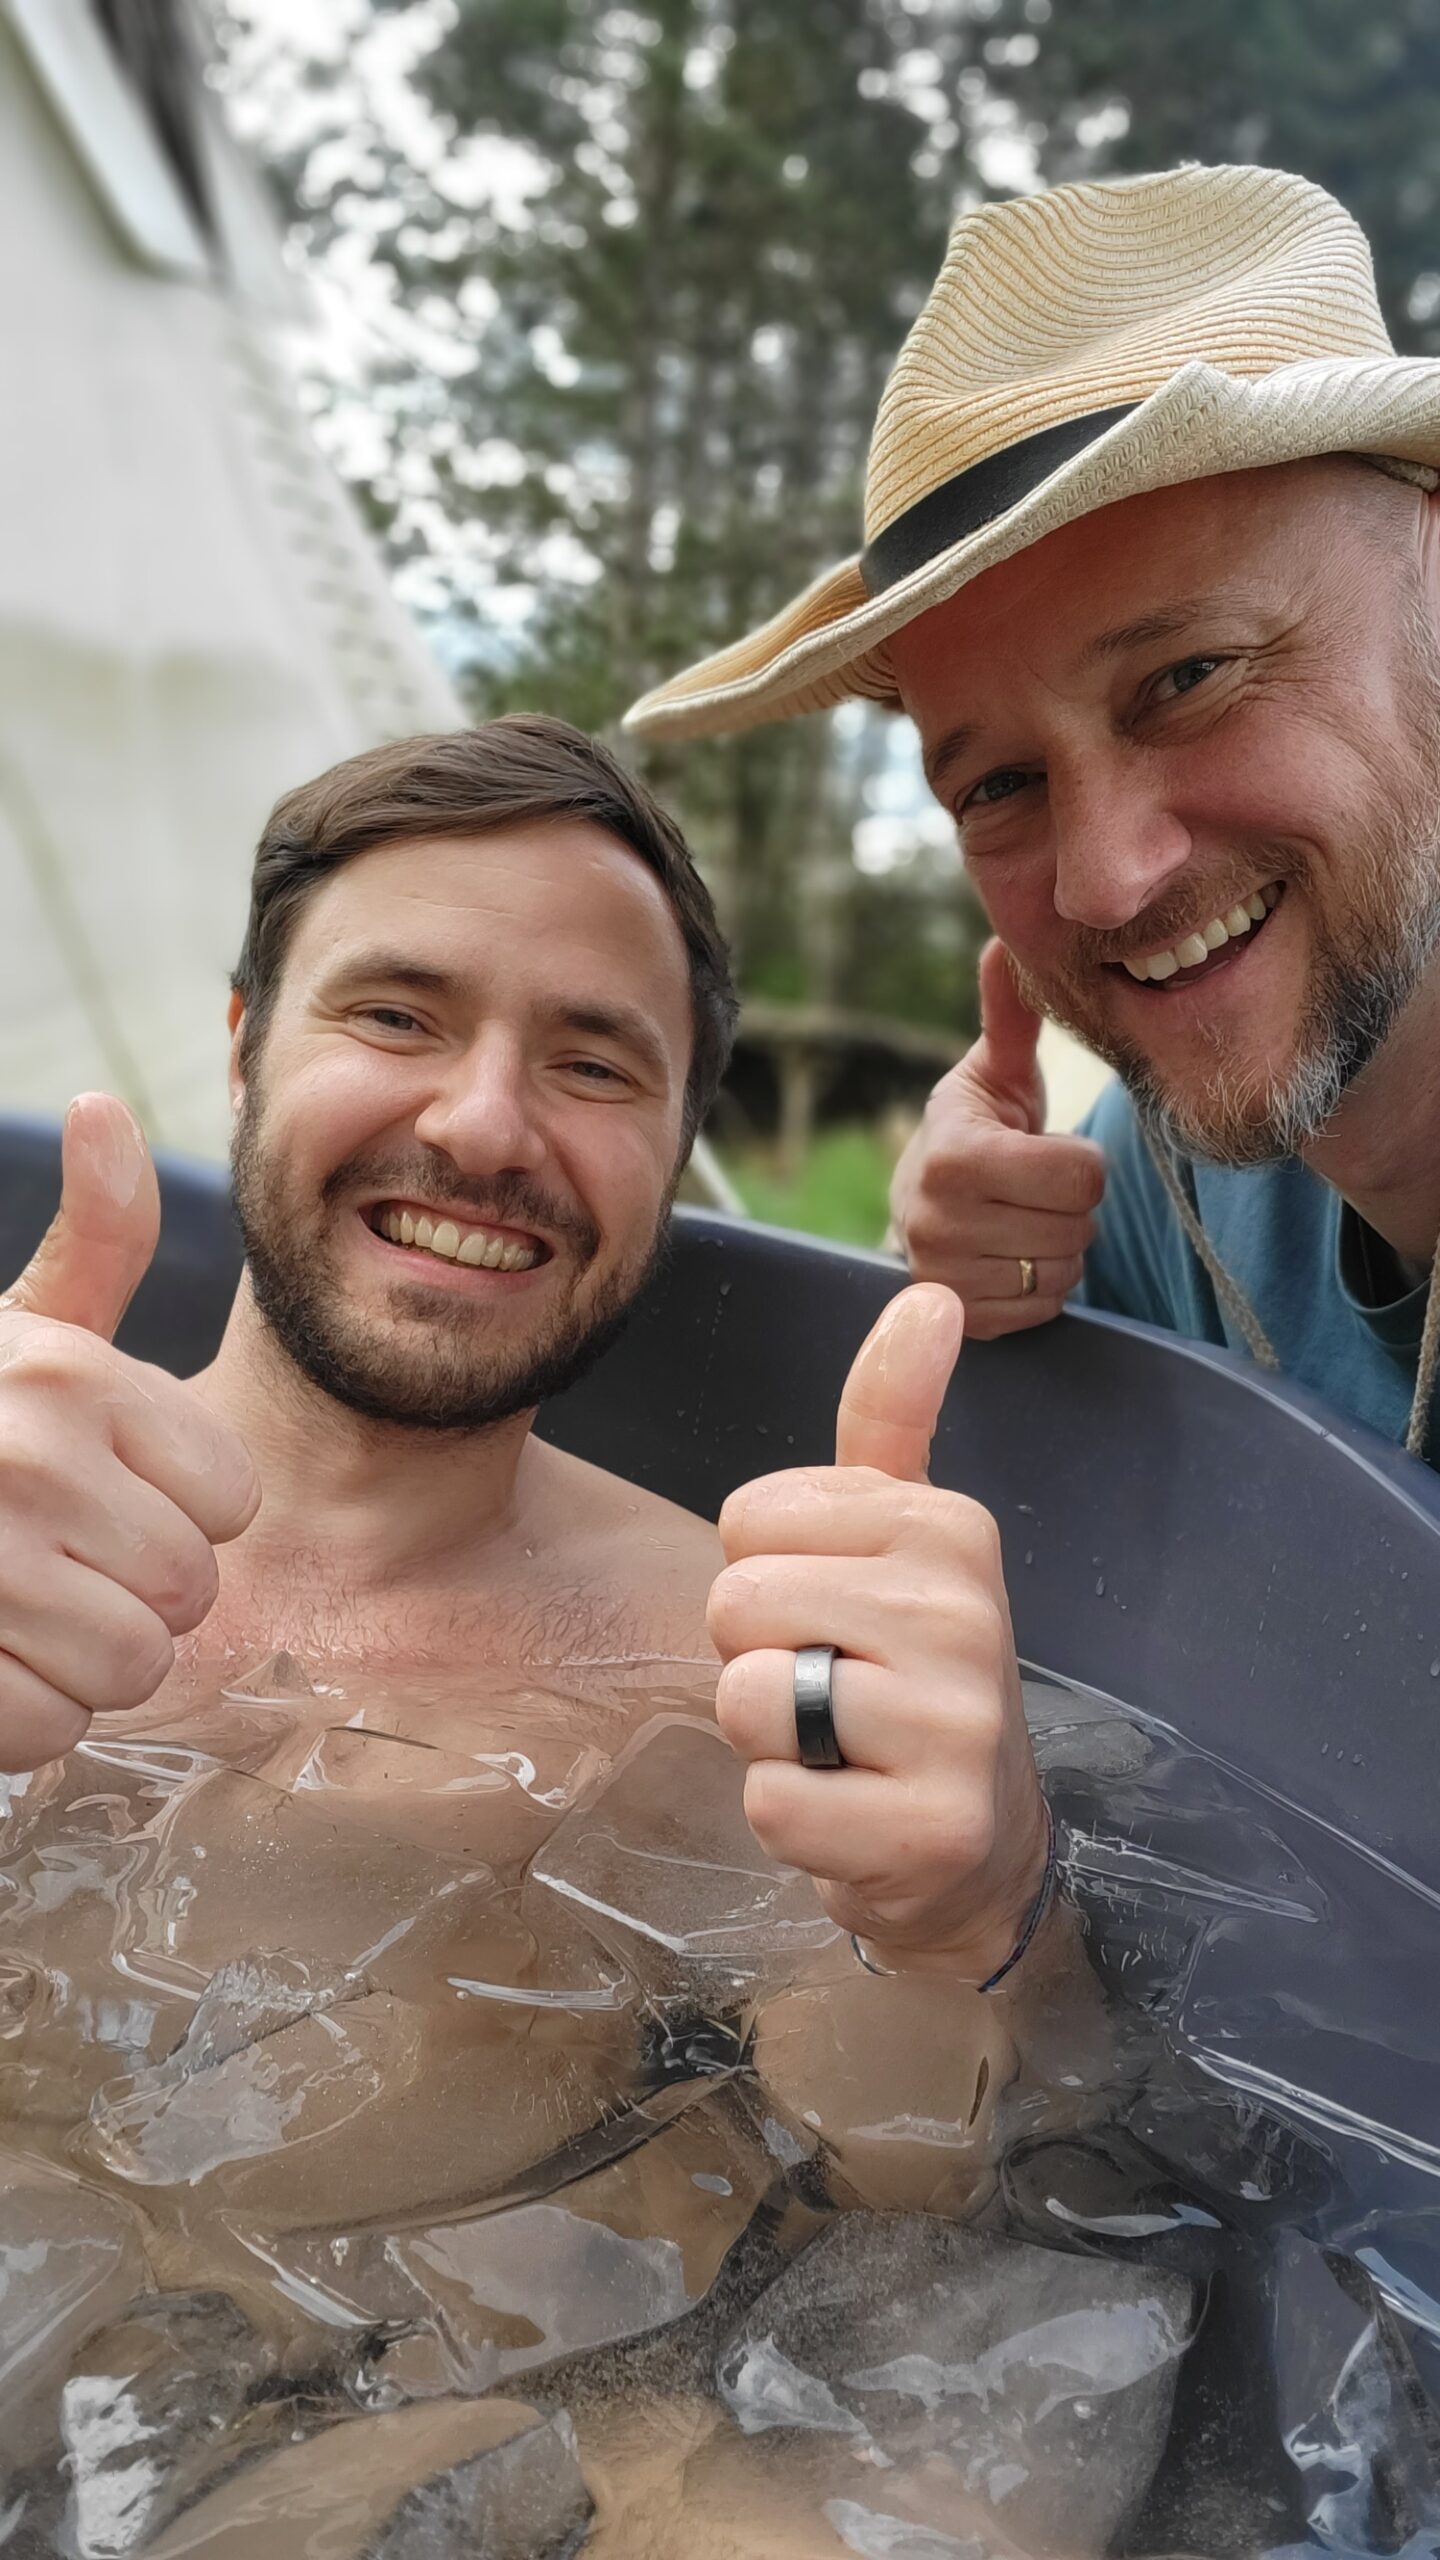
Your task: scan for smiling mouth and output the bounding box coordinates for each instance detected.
[1107,882,1283,992]
[365,1203,549,1273]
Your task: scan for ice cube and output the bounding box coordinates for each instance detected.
[281,1726,559,1875]
[1267,2230,1440,2547]
[0,2151,149,2478]
[384,2089,775,2394]
[60,2289,272,2557]
[79,1961,407,2210]
[715,2212,1194,2554]
[220,1648,318,1704]
[525,1715,838,2017]
[80,1934,666,2231]
[139,2397,591,2558]
[139,1763,493,1975]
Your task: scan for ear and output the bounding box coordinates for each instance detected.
[226,992,246,1119]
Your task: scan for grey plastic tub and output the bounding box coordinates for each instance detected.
[4,1113,1439,2400]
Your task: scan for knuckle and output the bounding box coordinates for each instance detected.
[106,1611,175,1710]
[146,1536,219,1636]
[930,1489,1004,1574]
[713,1656,764,1755]
[0,1694,89,1775]
[1064,1148,1106,1212]
[741,1759,790,1855]
[961,1303,1011,1341]
[4,1321,104,1398]
[705,1564,753,1655]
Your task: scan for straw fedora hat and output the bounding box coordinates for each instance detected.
[623,163,1440,745]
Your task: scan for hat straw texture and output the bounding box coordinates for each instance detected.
[625,164,1440,742]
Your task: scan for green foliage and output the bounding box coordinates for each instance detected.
[278,0,986,1032]
[977,0,1440,350]
[720,1122,896,1245]
[242,0,1438,1094]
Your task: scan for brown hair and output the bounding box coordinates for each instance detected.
[232,715,736,1150]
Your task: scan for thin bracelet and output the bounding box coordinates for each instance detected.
[849,1798,1059,1992]
[977,1798,1059,1992]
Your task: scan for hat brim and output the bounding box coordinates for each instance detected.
[623,356,1440,743]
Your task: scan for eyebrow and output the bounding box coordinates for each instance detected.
[922,588,1280,790]
[1082,598,1226,662]
[555,1002,672,1082]
[922,722,981,793]
[317,955,674,1081]
[321,952,461,1000]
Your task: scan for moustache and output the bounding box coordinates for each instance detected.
[1071,853,1298,972]
[321,1153,600,1261]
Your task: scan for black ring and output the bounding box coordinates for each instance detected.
[794,1645,845,1769]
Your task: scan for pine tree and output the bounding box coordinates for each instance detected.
[280,0,986,1020]
[976,0,1440,351]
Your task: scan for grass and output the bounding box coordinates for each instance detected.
[717,1123,895,1248]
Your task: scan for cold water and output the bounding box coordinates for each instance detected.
[0,1657,1436,2558]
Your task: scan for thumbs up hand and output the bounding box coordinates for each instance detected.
[0,1096,259,1773]
[890,940,1107,1338]
[708,1284,1051,1984]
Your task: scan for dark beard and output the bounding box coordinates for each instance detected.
[231,1107,667,1433]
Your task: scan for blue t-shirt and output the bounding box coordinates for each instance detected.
[1076,1080,1435,1464]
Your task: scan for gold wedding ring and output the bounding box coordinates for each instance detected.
[1018,1256,1037,1298]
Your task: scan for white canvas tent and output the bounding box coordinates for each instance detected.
[0,0,463,1159]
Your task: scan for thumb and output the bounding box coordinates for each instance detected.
[975,939,1044,1095]
[835,1283,965,1482]
[1,1094,160,1339]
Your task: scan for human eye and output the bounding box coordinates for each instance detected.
[563,1056,631,1089]
[1149,654,1227,706]
[960,766,1037,815]
[356,1004,426,1035]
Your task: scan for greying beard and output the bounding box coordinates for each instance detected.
[1133,867,1440,1167]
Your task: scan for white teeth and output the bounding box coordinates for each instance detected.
[378,1207,540,1272]
[1124,883,1280,985]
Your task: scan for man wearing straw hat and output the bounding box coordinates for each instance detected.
[626,164,1440,1466]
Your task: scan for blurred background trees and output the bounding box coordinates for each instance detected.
[217,0,1440,1234]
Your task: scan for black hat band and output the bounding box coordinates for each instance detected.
[859,403,1142,596]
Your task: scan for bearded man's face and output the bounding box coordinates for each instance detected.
[889,459,1440,1165]
[229,823,694,1429]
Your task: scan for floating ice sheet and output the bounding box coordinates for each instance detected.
[140,2397,591,2559]
[715,2212,1195,2553]
[526,1714,841,2016]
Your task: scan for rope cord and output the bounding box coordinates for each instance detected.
[1140,1122,1440,1463]
[1405,1228,1440,1460]
[1139,1124,1281,1370]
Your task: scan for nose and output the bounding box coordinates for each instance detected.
[411,1030,549,1178]
[1049,754,1194,932]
